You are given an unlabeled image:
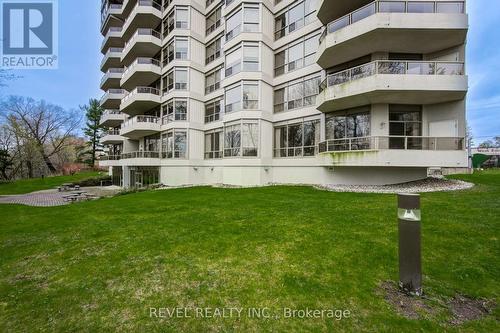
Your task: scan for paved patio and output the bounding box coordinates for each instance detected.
[0,186,122,207]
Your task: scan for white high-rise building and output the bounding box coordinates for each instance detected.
[99,0,468,187]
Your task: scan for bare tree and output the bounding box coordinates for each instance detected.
[0,96,82,174]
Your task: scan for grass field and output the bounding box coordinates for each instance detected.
[0,171,498,332]
[0,171,102,195]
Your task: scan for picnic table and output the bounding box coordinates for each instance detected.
[58,183,80,192]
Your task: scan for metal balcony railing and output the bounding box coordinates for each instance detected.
[122,87,161,103]
[319,60,465,93]
[121,151,160,159]
[318,136,465,153]
[104,129,121,136]
[121,115,160,129]
[273,146,318,158]
[100,155,121,161]
[319,0,465,44]
[122,58,161,77]
[124,29,161,48]
[102,109,122,116]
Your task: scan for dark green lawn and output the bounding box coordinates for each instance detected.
[0,171,498,332]
[0,171,102,195]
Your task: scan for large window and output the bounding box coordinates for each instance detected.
[274,0,318,40]
[205,130,223,159]
[205,67,222,94]
[205,98,222,123]
[226,5,260,41]
[224,122,259,157]
[274,119,320,157]
[206,36,223,65]
[389,105,422,149]
[206,6,222,35]
[164,7,189,37]
[225,43,259,77]
[225,82,259,113]
[274,75,321,113]
[162,99,188,124]
[325,107,371,150]
[162,130,187,158]
[274,34,319,76]
[163,37,188,66]
[162,68,188,94]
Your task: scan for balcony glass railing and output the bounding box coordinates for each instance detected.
[319,60,465,93]
[274,146,318,158]
[319,0,465,44]
[124,29,161,48]
[318,136,465,153]
[123,58,161,77]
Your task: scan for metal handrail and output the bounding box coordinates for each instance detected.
[319,0,465,44]
[319,60,465,92]
[318,136,465,153]
[104,129,121,135]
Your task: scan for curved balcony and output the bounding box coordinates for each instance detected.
[101,129,125,144]
[122,0,163,42]
[317,60,467,112]
[120,116,161,139]
[121,29,162,66]
[101,89,126,109]
[318,136,467,167]
[101,47,123,72]
[100,68,124,90]
[317,1,467,69]
[101,27,123,54]
[120,58,161,90]
[100,110,128,127]
[101,3,124,34]
[98,155,121,167]
[120,87,161,116]
[317,0,372,24]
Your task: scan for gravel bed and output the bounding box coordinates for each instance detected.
[316,177,474,194]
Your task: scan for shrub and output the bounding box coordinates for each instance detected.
[75,175,112,187]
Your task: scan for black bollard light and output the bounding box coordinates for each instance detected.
[398,193,422,296]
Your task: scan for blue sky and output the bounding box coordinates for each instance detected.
[1,0,499,144]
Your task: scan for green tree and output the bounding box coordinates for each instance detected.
[81,99,105,167]
[0,149,13,180]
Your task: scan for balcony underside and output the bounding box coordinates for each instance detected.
[317,13,468,69]
[317,75,467,112]
[120,97,161,116]
[318,0,372,24]
[120,128,160,140]
[100,114,127,127]
[321,149,467,168]
[101,134,124,144]
[101,55,122,72]
[102,15,123,35]
[101,34,123,54]
[121,66,161,90]
[121,40,161,66]
[101,96,123,109]
[122,12,162,41]
[100,75,122,91]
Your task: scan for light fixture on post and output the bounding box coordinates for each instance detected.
[397,193,422,296]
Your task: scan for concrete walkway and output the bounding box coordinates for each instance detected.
[0,186,122,207]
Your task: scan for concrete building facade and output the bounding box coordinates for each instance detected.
[99,0,468,187]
